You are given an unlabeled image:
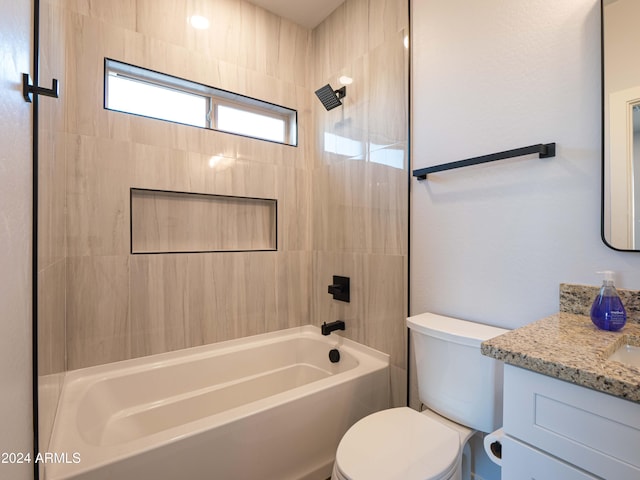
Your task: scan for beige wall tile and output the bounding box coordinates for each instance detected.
[360,254,406,367]
[135,0,189,50]
[129,251,280,357]
[224,252,279,337]
[134,0,311,86]
[131,143,190,191]
[311,6,347,85]
[38,122,67,270]
[131,140,278,200]
[64,12,103,136]
[129,115,192,153]
[277,166,311,251]
[312,159,408,255]
[345,0,369,61]
[271,16,311,86]
[390,364,408,408]
[275,251,312,330]
[129,254,189,357]
[131,189,277,253]
[408,336,420,410]
[38,260,66,377]
[66,134,131,257]
[368,0,409,50]
[66,256,130,369]
[366,160,409,255]
[193,252,279,343]
[253,3,280,78]
[65,0,137,30]
[368,32,408,145]
[188,154,279,199]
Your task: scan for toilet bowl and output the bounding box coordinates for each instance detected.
[331,313,508,480]
[332,407,473,480]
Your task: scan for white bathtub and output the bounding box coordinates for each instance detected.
[46,326,390,480]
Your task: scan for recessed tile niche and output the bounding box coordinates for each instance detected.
[131,188,277,253]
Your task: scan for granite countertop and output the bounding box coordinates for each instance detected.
[481,312,640,403]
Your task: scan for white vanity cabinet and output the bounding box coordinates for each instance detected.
[502,436,598,480]
[501,365,640,480]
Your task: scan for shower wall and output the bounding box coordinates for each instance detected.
[310,0,409,406]
[60,0,314,370]
[38,0,68,453]
[38,0,409,449]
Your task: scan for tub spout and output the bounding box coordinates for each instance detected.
[321,320,345,336]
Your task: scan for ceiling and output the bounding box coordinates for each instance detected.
[248,0,346,29]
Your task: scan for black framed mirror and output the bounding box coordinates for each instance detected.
[602,0,640,251]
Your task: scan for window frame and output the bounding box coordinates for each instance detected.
[104,58,298,146]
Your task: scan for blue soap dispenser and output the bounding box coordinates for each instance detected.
[590,271,627,331]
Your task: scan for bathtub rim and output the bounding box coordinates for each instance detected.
[63,324,388,382]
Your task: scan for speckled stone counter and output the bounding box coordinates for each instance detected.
[481,312,640,403]
[559,283,640,318]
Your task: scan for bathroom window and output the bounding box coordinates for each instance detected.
[104,59,297,146]
[217,105,286,143]
[106,73,208,128]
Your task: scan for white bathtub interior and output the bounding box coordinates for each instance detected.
[46,325,390,480]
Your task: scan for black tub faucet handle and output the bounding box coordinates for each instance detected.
[328,275,350,302]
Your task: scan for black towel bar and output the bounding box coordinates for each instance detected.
[412,143,556,180]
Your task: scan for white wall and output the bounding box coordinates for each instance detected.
[411,0,640,329]
[0,0,34,479]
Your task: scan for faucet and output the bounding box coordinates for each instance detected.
[321,320,345,336]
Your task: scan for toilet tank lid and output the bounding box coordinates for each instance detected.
[407,312,508,347]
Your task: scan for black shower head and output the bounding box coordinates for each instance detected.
[315,84,346,111]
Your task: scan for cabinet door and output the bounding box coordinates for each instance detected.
[503,365,640,479]
[502,437,598,480]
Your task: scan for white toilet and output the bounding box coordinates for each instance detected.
[331,312,507,480]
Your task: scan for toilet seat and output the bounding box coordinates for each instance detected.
[334,407,461,480]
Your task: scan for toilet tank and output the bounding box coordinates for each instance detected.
[407,312,508,433]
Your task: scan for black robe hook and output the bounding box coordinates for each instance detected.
[22,73,59,103]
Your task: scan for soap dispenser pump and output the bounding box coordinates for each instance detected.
[590,271,627,331]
